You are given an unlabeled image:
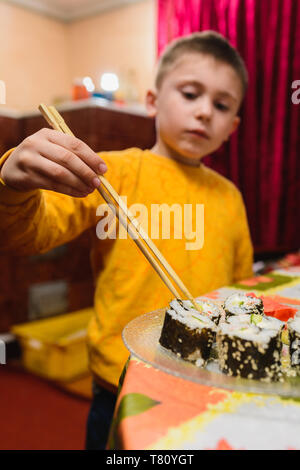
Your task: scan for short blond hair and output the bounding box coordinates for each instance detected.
[156,31,248,97]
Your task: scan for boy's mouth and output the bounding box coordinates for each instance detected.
[186,129,210,139]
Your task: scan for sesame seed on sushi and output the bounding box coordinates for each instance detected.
[159,299,217,367]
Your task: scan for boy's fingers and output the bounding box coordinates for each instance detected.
[44,129,107,176]
[32,156,96,194]
[33,138,102,189]
[30,171,92,198]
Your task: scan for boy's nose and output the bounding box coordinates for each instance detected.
[194,96,213,121]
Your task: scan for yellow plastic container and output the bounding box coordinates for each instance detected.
[11,308,93,382]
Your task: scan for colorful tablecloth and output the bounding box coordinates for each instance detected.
[109,267,300,450]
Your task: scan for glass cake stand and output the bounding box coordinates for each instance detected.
[122,310,300,398]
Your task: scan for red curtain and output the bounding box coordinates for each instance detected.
[157,0,300,254]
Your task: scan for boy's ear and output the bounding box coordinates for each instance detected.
[230,116,240,135]
[225,116,240,141]
[145,89,158,117]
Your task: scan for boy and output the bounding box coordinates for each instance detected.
[0,31,253,449]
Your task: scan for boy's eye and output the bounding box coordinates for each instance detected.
[215,102,229,111]
[182,91,197,100]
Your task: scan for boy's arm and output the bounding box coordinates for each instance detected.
[0,148,14,185]
[0,182,101,255]
[232,190,254,282]
[0,130,110,255]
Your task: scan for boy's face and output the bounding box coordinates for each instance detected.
[146,53,243,164]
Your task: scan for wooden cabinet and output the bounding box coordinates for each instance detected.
[1,103,156,152]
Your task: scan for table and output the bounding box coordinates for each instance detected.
[109,266,300,450]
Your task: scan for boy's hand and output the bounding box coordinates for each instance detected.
[0,128,108,197]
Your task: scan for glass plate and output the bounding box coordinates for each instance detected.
[122,310,300,397]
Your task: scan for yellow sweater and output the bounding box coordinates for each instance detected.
[0,147,253,386]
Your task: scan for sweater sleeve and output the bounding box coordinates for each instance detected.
[232,190,254,282]
[0,150,122,256]
[0,148,15,185]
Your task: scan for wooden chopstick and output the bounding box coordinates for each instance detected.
[97,180,182,299]
[97,176,198,304]
[39,105,181,299]
[38,103,202,311]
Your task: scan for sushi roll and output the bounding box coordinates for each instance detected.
[287,317,300,374]
[217,317,284,381]
[223,293,264,319]
[159,299,217,366]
